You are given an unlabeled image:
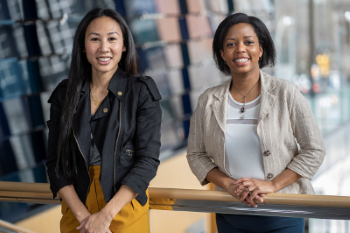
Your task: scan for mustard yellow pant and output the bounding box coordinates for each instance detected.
[60,166,150,233]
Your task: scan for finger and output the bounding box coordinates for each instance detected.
[248,190,260,207]
[76,221,85,230]
[233,178,249,184]
[242,181,253,188]
[243,199,251,206]
[240,189,250,201]
[234,184,246,194]
[255,195,264,203]
[247,189,258,202]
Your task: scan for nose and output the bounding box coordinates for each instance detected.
[99,39,109,53]
[236,42,246,53]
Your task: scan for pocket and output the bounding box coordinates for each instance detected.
[124,149,135,157]
[120,148,136,167]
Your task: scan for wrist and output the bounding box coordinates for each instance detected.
[269,180,278,193]
[74,209,90,223]
[101,204,119,222]
[222,177,235,190]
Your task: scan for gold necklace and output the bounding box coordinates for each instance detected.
[90,84,107,106]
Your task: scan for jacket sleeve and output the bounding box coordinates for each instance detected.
[287,85,326,179]
[46,82,71,198]
[120,78,162,196]
[186,93,218,185]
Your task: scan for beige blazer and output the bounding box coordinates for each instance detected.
[186,71,325,194]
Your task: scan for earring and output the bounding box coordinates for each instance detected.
[224,61,227,64]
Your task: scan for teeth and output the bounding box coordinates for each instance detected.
[235,58,248,63]
[98,58,111,61]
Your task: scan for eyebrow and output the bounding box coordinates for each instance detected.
[88,31,119,36]
[226,36,254,41]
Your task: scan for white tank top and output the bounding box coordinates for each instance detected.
[225,93,265,180]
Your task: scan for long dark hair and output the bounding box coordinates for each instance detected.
[56,8,138,183]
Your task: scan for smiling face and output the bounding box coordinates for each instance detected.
[220,23,263,76]
[84,16,126,77]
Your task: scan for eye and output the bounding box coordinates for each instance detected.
[227,42,235,47]
[109,37,117,41]
[246,41,254,45]
[91,38,99,41]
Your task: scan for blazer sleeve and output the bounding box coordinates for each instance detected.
[46,82,71,198]
[120,78,162,196]
[287,85,326,179]
[186,93,218,185]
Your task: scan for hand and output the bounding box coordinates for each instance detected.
[77,210,113,233]
[75,210,91,231]
[224,181,254,207]
[233,178,276,207]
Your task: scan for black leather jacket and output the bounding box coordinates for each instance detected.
[46,68,162,206]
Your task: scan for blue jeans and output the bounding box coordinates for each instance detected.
[216,214,305,233]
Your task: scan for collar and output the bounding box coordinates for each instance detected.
[212,70,276,99]
[80,68,128,101]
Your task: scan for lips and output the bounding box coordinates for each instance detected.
[97,57,112,65]
[233,57,250,66]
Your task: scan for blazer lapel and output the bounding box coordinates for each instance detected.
[211,79,231,133]
[258,71,277,123]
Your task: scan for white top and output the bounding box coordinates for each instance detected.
[224,93,265,180]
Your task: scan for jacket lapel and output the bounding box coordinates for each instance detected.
[211,79,231,133]
[258,71,277,123]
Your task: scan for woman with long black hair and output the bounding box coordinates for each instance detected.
[46,8,162,233]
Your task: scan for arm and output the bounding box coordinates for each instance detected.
[186,93,219,185]
[58,185,91,223]
[287,85,325,179]
[119,80,162,200]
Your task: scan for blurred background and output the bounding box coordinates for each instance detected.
[0,0,350,232]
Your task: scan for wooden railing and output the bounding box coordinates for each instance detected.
[0,219,36,233]
[1,181,350,220]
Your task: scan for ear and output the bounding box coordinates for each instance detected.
[122,46,126,52]
[259,44,263,58]
[220,49,225,63]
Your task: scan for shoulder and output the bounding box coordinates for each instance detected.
[129,75,162,101]
[48,79,68,103]
[197,80,230,105]
[263,71,299,99]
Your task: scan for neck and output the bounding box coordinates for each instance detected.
[230,68,260,92]
[91,68,117,90]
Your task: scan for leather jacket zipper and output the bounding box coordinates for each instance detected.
[73,129,91,204]
[114,102,122,193]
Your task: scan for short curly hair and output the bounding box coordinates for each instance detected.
[213,13,276,75]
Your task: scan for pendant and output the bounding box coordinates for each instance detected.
[94,100,100,106]
[240,107,245,113]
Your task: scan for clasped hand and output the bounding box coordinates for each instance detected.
[226,178,276,207]
[76,210,112,233]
